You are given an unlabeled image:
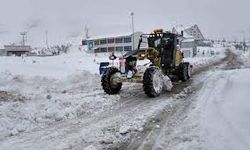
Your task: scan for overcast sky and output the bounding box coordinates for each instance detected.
[0,0,249,46]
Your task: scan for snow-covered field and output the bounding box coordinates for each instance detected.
[0,49,107,78]
[0,47,235,149]
[0,47,225,78]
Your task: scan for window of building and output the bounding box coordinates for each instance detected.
[116,46,123,52]
[115,37,123,43]
[108,47,115,52]
[100,47,107,52]
[94,48,100,53]
[82,40,87,45]
[124,37,132,43]
[124,46,132,51]
[94,40,100,46]
[100,39,107,45]
[108,38,115,44]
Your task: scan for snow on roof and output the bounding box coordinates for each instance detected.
[172,26,194,39]
[173,25,192,33]
[183,32,194,39]
[173,24,204,39]
[87,32,136,40]
[202,40,212,43]
[182,38,195,42]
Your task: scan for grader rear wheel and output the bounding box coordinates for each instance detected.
[101,67,122,94]
[179,62,191,82]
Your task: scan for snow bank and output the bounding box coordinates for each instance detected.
[236,49,250,67]
[184,47,225,71]
[0,70,121,140]
[0,48,111,79]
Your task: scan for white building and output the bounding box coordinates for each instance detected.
[172,24,205,57]
[84,32,143,53]
[184,24,205,41]
[181,38,197,58]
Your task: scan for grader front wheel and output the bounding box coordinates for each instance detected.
[143,67,163,97]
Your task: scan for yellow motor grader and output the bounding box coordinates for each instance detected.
[101,29,191,97]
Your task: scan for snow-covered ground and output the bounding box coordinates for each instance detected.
[0,47,227,149]
[153,48,250,150]
[198,49,250,150]
[200,68,250,150]
[0,49,106,78]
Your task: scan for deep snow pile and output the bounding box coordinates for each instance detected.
[0,70,123,141]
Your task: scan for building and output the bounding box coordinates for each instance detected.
[172,24,206,57]
[84,32,143,53]
[0,49,6,56]
[3,45,31,56]
[181,38,198,57]
[184,24,205,41]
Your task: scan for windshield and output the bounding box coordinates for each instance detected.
[154,38,161,47]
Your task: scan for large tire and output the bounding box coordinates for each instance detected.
[101,67,122,94]
[143,67,163,97]
[179,62,191,82]
[187,63,191,79]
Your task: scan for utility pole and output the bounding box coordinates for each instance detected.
[20,32,27,46]
[242,31,246,52]
[45,30,49,49]
[85,26,89,39]
[130,12,135,51]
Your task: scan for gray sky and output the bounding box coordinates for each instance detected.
[0,0,249,46]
